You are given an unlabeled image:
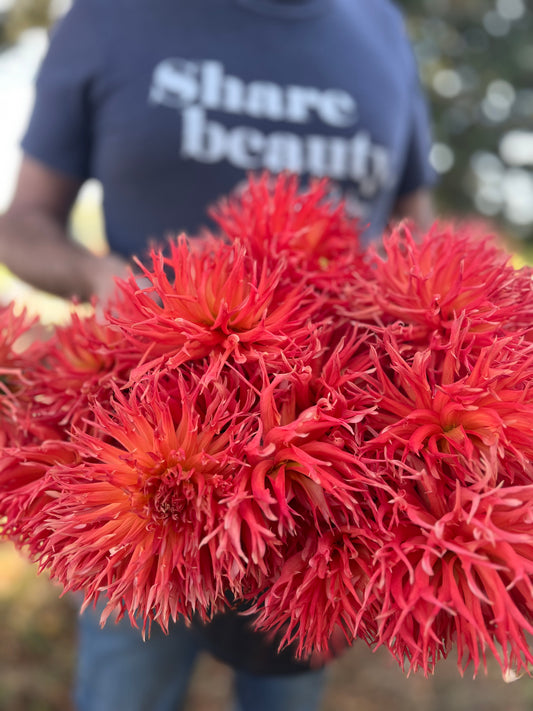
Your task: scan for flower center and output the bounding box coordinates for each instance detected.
[151,476,196,521]
[142,465,196,523]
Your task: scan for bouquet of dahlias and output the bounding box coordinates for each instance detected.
[2,174,533,679]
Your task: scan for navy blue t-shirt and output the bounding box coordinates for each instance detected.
[22,0,435,259]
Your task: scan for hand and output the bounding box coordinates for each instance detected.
[90,252,130,312]
[308,624,351,668]
[91,254,130,316]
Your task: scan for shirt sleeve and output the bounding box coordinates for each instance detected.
[396,83,438,197]
[391,9,437,199]
[21,0,103,180]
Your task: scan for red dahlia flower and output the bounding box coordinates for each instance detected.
[246,345,375,521]
[371,484,533,677]
[250,528,379,660]
[211,173,364,276]
[0,441,79,545]
[17,312,133,440]
[0,302,41,447]
[0,301,39,370]
[27,371,262,631]
[367,222,533,349]
[222,340,380,604]
[111,235,317,377]
[363,329,533,491]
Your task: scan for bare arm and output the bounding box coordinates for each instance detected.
[391,187,435,232]
[0,156,128,303]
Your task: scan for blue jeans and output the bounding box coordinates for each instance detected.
[75,604,327,711]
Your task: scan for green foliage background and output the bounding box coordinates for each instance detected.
[0,0,51,44]
[399,0,533,241]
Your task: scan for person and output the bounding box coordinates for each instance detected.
[0,1,436,710]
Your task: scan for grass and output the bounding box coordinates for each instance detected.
[0,543,76,711]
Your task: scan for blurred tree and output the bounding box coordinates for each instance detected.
[2,0,52,44]
[400,0,533,241]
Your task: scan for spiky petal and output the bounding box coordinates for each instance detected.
[111,236,317,377]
